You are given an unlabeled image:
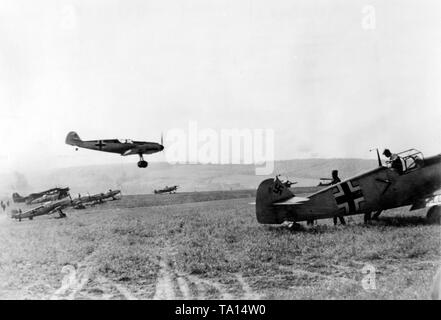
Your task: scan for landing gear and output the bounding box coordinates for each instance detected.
[58,210,66,219]
[364,212,372,224]
[287,222,302,231]
[137,154,148,168]
[372,210,383,221]
[426,206,441,224]
[137,160,148,168]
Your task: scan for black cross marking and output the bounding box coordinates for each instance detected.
[95,140,106,150]
[335,182,363,213]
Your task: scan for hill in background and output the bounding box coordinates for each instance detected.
[0,159,377,198]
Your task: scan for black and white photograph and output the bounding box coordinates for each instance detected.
[0,0,440,304]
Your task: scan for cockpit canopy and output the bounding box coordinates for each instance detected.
[395,149,424,173]
[118,139,133,144]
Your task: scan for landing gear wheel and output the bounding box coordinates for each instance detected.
[137,160,148,168]
[426,206,441,225]
[288,222,302,231]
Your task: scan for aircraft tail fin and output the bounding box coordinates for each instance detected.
[12,192,24,203]
[65,131,82,146]
[255,177,295,224]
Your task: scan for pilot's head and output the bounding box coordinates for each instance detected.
[383,149,392,158]
[332,170,339,178]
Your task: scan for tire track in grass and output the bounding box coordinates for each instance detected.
[153,258,176,300]
[235,273,261,299]
[50,247,138,300]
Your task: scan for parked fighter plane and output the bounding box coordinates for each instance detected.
[255,149,441,228]
[29,190,70,205]
[12,187,70,204]
[11,197,73,221]
[154,185,178,194]
[65,132,164,168]
[73,189,121,208]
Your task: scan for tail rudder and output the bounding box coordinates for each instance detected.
[65,131,82,146]
[12,193,24,203]
[256,177,294,224]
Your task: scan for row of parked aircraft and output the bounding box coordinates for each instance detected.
[10,189,121,222]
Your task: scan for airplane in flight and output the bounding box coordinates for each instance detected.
[65,132,164,168]
[255,149,441,229]
[12,187,70,204]
[154,185,179,194]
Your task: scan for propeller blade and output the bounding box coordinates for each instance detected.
[161,132,163,147]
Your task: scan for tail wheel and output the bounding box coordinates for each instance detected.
[427,206,441,224]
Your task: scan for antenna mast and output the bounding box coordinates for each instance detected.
[369,148,382,167]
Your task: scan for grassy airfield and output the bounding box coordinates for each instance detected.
[0,190,439,300]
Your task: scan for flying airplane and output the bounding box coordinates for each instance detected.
[154,185,179,194]
[255,149,441,229]
[11,197,73,221]
[12,187,70,204]
[65,132,164,168]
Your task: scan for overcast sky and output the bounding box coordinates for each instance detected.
[1,0,440,173]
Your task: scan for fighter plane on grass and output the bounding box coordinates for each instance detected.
[255,149,441,229]
[12,187,70,204]
[72,190,121,209]
[65,132,164,168]
[154,185,179,194]
[11,197,73,222]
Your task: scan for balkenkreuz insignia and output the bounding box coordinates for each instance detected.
[332,180,365,214]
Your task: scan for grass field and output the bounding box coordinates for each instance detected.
[0,190,439,300]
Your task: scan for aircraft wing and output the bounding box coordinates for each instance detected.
[122,147,153,156]
[410,189,441,211]
[48,205,64,214]
[122,148,137,156]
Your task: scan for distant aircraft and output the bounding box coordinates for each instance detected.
[255,149,441,229]
[65,132,164,168]
[11,197,73,221]
[12,187,70,204]
[154,185,178,194]
[73,189,121,208]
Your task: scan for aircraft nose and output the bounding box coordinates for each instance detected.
[159,145,164,151]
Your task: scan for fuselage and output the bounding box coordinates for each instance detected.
[76,139,163,155]
[256,153,441,224]
[12,197,72,220]
[291,154,441,222]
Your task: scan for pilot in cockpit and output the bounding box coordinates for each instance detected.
[383,149,403,174]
